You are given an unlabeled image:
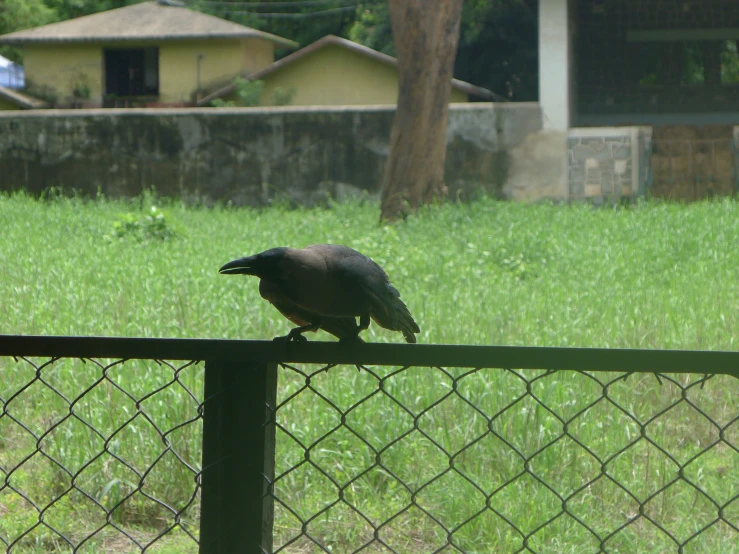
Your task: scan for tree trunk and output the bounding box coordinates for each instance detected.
[380,0,465,221]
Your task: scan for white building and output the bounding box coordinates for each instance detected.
[537,0,739,201]
[0,55,24,89]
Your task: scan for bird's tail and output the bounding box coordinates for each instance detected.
[365,284,420,343]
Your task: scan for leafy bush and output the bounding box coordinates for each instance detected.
[235,77,264,106]
[108,205,177,242]
[269,86,296,106]
[211,77,265,107]
[210,98,236,108]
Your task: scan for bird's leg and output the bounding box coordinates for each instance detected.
[358,313,370,332]
[276,320,322,343]
[345,313,370,343]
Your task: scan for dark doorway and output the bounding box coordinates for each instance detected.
[104,48,159,98]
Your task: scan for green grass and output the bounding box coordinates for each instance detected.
[1,193,738,553]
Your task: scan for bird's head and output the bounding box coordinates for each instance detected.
[219,247,288,279]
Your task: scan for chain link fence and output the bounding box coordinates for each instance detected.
[1,338,738,553]
[272,364,739,553]
[0,356,203,553]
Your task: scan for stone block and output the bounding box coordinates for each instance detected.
[585,184,602,197]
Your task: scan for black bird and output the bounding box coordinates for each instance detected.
[219,244,420,343]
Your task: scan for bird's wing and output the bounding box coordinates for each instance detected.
[362,282,420,343]
[328,250,420,343]
[278,245,367,317]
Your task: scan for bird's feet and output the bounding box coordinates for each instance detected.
[274,329,309,343]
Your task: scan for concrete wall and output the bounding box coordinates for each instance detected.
[222,44,469,107]
[0,103,543,205]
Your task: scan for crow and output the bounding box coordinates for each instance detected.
[219,244,420,343]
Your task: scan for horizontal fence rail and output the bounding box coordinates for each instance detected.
[0,335,738,553]
[4,335,739,374]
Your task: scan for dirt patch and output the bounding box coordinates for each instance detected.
[650,125,735,200]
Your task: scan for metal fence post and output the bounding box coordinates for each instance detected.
[199,360,278,554]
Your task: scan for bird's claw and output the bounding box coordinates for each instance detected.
[273,335,307,343]
[273,330,309,343]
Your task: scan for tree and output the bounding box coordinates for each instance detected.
[0,0,57,62]
[190,0,357,60]
[349,1,538,101]
[349,2,394,56]
[379,0,465,221]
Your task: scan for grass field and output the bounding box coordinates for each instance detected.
[1,193,739,553]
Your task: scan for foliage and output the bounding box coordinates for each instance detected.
[234,77,264,106]
[107,205,177,242]
[72,82,91,99]
[0,0,57,62]
[210,97,236,108]
[212,77,265,107]
[454,0,538,100]
[269,86,296,106]
[347,0,538,100]
[70,71,92,101]
[721,40,739,84]
[348,2,394,55]
[189,0,357,59]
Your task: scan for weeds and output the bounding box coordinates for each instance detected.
[107,206,177,242]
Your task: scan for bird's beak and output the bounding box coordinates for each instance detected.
[219,257,254,275]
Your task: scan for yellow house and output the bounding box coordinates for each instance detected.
[0,0,296,108]
[198,35,495,107]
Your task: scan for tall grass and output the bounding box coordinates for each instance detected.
[1,193,738,553]
[3,192,739,348]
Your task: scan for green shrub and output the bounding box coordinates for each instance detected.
[269,86,296,106]
[210,98,236,108]
[108,205,177,242]
[211,77,265,107]
[234,77,264,106]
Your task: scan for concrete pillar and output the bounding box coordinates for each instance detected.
[539,0,571,131]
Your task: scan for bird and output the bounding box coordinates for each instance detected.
[219,244,420,343]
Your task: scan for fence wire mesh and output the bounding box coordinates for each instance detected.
[0,356,203,553]
[271,364,739,553]
[2,351,739,553]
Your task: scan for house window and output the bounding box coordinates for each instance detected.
[633,40,739,87]
[721,40,739,84]
[104,48,159,97]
